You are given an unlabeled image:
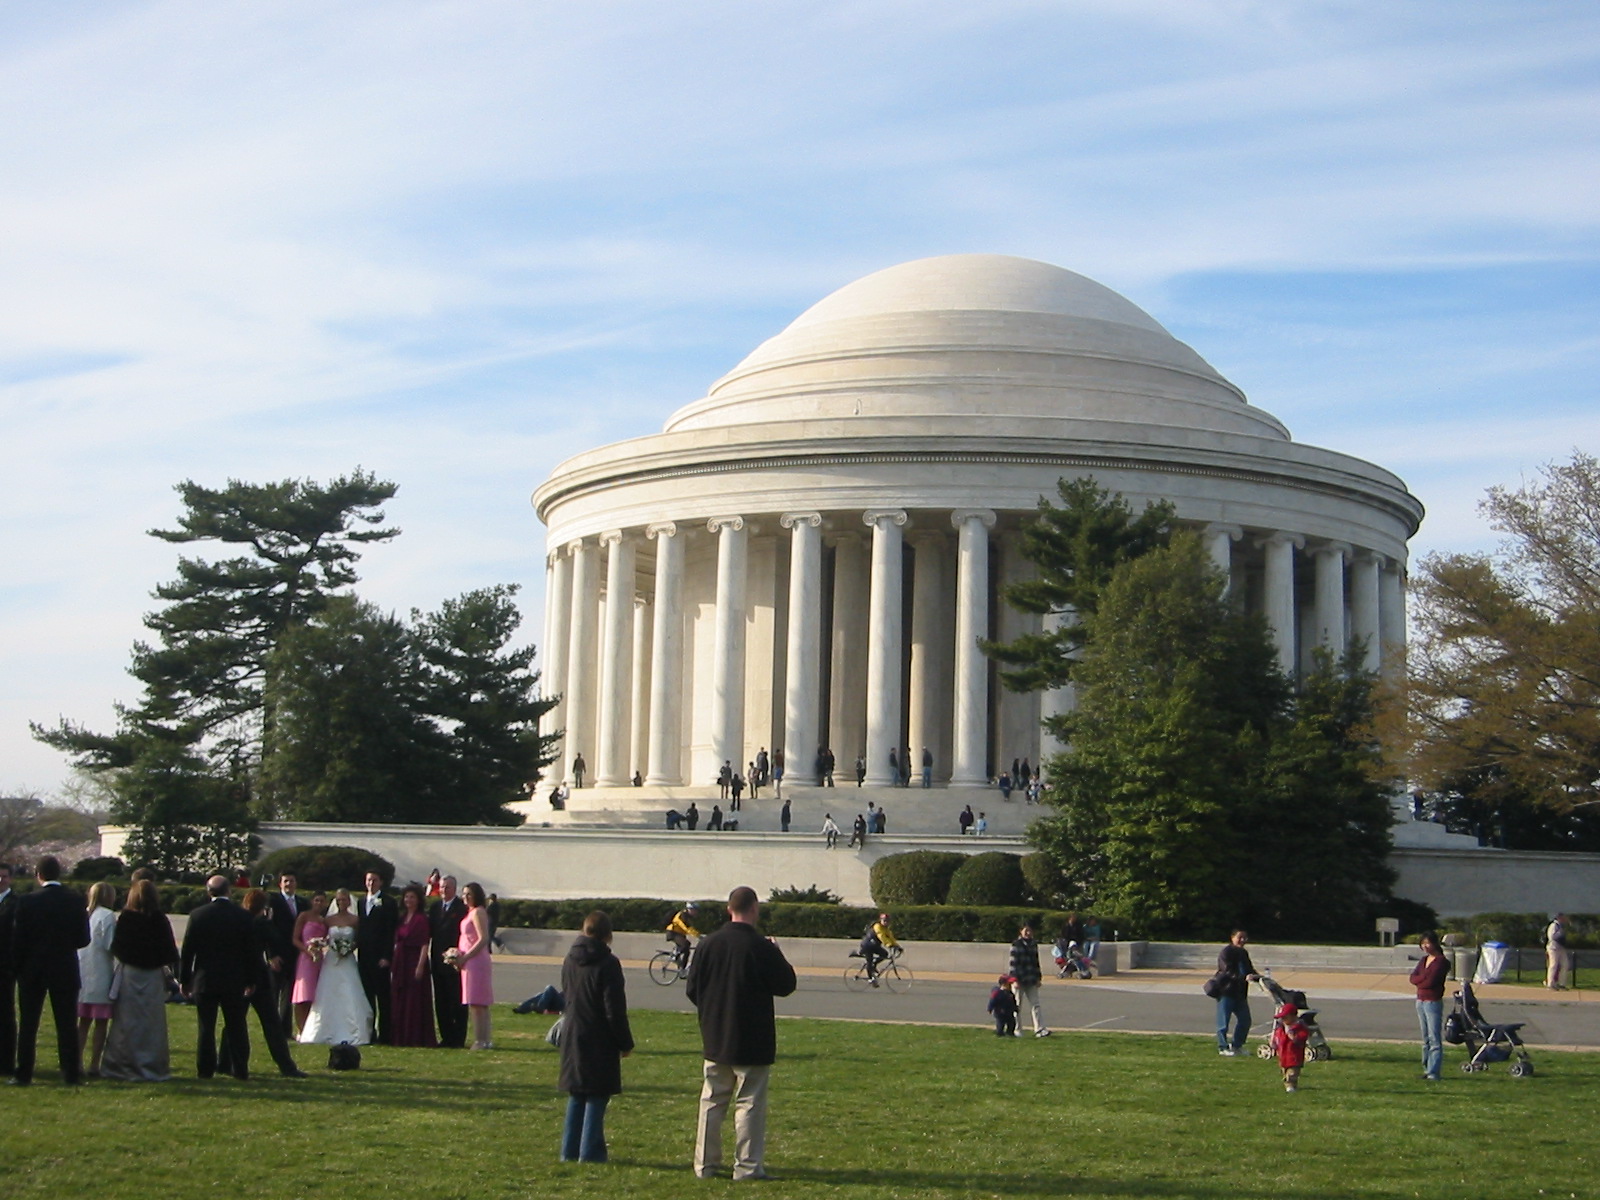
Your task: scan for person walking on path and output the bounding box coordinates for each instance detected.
[1009,923,1050,1037]
[849,813,868,849]
[1213,929,1260,1056]
[1545,913,1572,990]
[11,855,90,1085]
[821,814,839,849]
[685,887,797,1181]
[1411,931,1449,1081]
[559,910,634,1164]
[855,754,866,786]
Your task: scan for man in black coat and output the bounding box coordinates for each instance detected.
[180,875,258,1080]
[267,872,305,1033]
[684,886,796,1181]
[220,890,306,1078]
[0,862,17,1079]
[355,870,398,1043]
[429,875,468,1048]
[11,855,91,1085]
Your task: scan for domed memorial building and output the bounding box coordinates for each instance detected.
[532,254,1422,795]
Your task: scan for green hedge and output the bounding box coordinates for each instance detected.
[1440,911,1599,949]
[946,852,1029,907]
[869,850,967,905]
[253,845,397,892]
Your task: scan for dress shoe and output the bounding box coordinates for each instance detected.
[280,1068,309,1079]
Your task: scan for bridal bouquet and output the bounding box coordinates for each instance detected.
[306,936,330,962]
[330,928,358,959]
[443,947,464,969]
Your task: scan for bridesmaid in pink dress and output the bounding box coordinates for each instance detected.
[456,882,494,1049]
[291,892,329,1036]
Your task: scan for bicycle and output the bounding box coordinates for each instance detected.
[649,944,693,986]
[844,945,914,993]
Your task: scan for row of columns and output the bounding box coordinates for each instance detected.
[541,514,1407,789]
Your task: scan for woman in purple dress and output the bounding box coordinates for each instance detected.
[456,882,494,1049]
[390,883,436,1047]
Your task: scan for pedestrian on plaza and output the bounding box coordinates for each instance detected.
[873,806,886,835]
[1212,929,1260,1056]
[686,802,700,831]
[821,814,840,849]
[572,752,587,789]
[921,747,933,788]
[959,805,974,835]
[772,748,785,797]
[1410,931,1449,1081]
[709,804,724,832]
[780,798,791,833]
[1009,922,1050,1038]
[731,772,745,811]
[718,762,732,801]
[900,747,912,787]
[1545,913,1572,990]
[855,754,866,786]
[987,975,1018,1037]
[974,811,988,837]
[685,887,797,1181]
[821,747,836,787]
[888,748,900,786]
[849,813,868,848]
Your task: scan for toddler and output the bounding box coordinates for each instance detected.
[988,974,1019,1037]
[1271,1002,1309,1091]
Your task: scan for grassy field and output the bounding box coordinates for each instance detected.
[4,1008,1594,1200]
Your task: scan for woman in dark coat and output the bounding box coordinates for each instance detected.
[558,910,634,1163]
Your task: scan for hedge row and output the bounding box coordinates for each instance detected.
[1440,912,1600,950]
[870,849,1057,907]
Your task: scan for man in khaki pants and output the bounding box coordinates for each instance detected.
[685,887,797,1180]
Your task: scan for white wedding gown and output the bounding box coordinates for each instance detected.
[298,926,373,1045]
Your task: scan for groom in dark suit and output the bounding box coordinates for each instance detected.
[430,875,468,1048]
[181,876,257,1080]
[11,855,91,1085]
[355,870,397,1044]
[0,863,17,1079]
[268,872,305,1033]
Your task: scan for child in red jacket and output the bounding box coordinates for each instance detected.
[1271,1002,1310,1092]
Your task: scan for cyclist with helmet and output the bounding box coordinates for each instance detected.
[666,902,702,974]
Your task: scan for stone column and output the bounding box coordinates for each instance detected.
[644,522,684,785]
[950,509,996,787]
[908,532,946,786]
[1312,541,1350,661]
[1379,558,1407,678]
[828,532,869,769]
[1260,531,1303,678]
[708,516,750,779]
[595,531,635,786]
[863,509,908,787]
[1038,606,1076,762]
[995,531,1041,775]
[631,595,651,781]
[1350,551,1382,674]
[1205,524,1242,597]
[781,512,823,785]
[564,537,600,785]
[540,549,571,744]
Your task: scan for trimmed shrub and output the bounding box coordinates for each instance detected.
[1020,852,1066,906]
[768,885,844,905]
[253,845,396,892]
[870,850,967,905]
[71,856,126,882]
[946,852,1029,907]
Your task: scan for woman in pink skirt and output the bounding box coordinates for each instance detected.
[290,891,329,1035]
[77,882,118,1076]
[456,882,494,1049]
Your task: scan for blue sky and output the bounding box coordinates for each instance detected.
[4,1,1598,794]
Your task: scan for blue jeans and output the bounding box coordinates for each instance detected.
[562,1093,611,1162]
[1416,999,1443,1079]
[1216,994,1251,1051]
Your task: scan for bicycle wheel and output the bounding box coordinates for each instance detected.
[882,963,914,993]
[843,966,870,992]
[649,951,681,986]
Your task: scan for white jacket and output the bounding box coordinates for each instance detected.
[78,905,119,1004]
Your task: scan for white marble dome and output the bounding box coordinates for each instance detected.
[665,254,1288,441]
[533,254,1422,796]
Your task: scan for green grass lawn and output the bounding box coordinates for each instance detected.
[5,1009,1594,1200]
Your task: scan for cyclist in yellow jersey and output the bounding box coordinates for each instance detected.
[859,912,899,984]
[666,902,701,972]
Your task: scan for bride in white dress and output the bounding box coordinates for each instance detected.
[298,888,373,1045]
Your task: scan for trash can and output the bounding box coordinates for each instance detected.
[1450,947,1479,982]
[1475,942,1510,984]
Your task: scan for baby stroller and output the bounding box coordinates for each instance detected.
[1447,982,1534,1077]
[1253,973,1331,1062]
[1054,938,1098,979]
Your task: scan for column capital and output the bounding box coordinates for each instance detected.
[645,521,678,540]
[565,537,590,557]
[951,508,997,530]
[707,515,747,534]
[1312,540,1353,560]
[863,508,909,529]
[1255,530,1305,551]
[633,593,650,610]
[780,511,823,530]
[1351,547,1385,567]
[598,528,625,547]
[546,550,560,569]
[1204,523,1244,542]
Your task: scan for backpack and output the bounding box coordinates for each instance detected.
[328,1042,362,1071]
